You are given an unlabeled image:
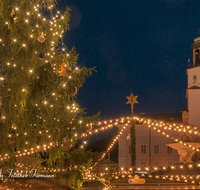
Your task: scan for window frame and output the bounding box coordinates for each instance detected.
[141,145,146,154]
[154,145,159,154]
[167,146,172,154]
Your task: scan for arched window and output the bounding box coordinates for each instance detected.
[195,49,200,65]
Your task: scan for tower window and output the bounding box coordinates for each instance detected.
[195,49,200,65]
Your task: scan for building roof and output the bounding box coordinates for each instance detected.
[137,113,182,123]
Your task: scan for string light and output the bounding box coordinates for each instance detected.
[3,3,200,184]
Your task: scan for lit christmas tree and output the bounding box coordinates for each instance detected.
[0,0,98,188]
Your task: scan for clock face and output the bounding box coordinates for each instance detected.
[193,75,197,84]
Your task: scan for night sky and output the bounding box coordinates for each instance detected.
[57,0,200,120]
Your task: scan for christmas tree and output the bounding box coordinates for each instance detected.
[0,0,98,188]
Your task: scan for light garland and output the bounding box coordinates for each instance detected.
[79,115,200,184]
[84,166,200,184]
[2,114,200,162]
[1,1,200,180]
[2,2,68,78]
[147,123,200,151]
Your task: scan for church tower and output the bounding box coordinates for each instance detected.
[187,37,200,126]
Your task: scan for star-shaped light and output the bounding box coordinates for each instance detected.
[126,93,138,105]
[126,93,138,116]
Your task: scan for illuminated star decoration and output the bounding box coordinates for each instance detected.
[126,93,138,116]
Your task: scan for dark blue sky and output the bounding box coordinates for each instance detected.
[58,0,200,120]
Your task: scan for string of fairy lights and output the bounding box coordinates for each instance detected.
[1,170,200,190]
[84,120,200,183]
[0,0,81,147]
[2,3,69,91]
[1,2,200,188]
[0,114,200,187]
[83,170,200,184]
[0,0,78,163]
[89,116,199,166]
[0,110,199,163]
[81,116,200,184]
[1,115,200,165]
